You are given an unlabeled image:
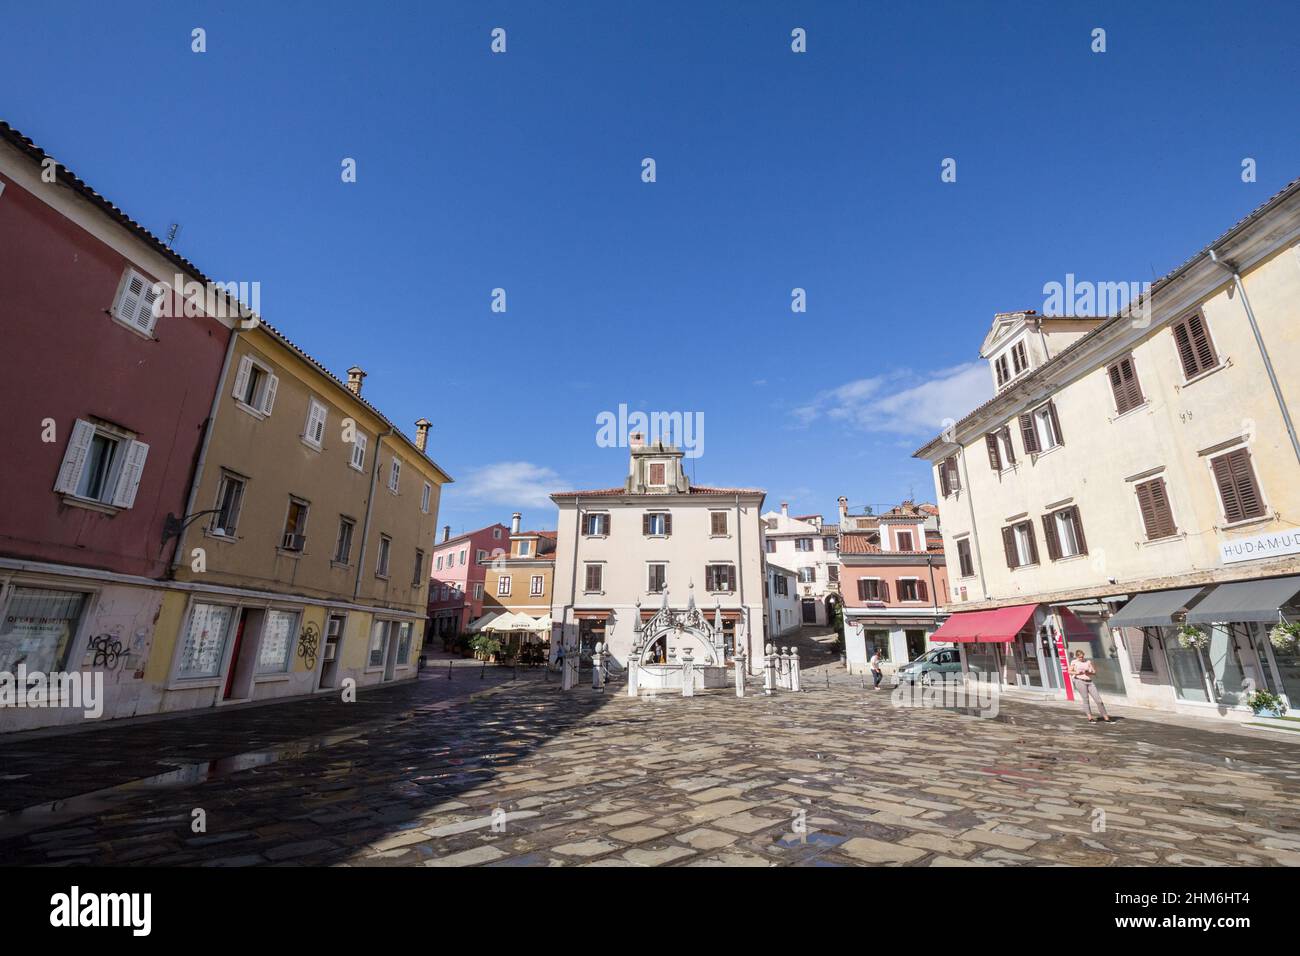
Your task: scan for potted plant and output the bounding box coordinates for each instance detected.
[1246,689,1288,718]
[1268,621,1300,652]
[1176,624,1209,651]
[469,634,501,662]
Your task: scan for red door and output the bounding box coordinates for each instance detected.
[223,616,246,700]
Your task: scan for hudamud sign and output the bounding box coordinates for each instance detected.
[1220,530,1300,565]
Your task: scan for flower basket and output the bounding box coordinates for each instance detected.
[1246,689,1287,717]
[1176,625,1209,651]
[1268,621,1300,652]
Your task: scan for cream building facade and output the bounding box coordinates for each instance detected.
[760,504,841,626]
[916,177,1300,719]
[550,436,767,673]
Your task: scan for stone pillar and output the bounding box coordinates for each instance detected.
[734,648,746,698]
[561,636,577,691]
[627,655,639,697]
[681,647,695,698]
[790,646,801,692]
[592,641,605,691]
[764,644,775,696]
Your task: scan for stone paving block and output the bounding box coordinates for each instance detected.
[838,837,928,864]
[424,845,507,867]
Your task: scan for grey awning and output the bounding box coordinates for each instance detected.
[1108,587,1208,629]
[1185,575,1300,624]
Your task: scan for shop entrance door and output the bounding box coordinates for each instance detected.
[801,600,817,624]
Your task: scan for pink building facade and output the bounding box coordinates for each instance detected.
[839,502,949,674]
[427,521,510,639]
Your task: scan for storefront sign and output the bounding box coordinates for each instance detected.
[1220,530,1300,565]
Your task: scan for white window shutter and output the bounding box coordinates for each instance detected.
[111,440,150,508]
[54,419,96,494]
[134,281,160,334]
[260,374,279,415]
[115,272,145,326]
[232,356,252,400]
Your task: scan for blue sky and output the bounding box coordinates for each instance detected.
[8,0,1298,534]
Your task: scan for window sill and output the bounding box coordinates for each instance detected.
[1220,514,1273,532]
[205,529,239,544]
[110,312,158,341]
[583,534,609,540]
[300,437,323,453]
[1052,553,1088,564]
[1139,532,1185,548]
[1031,443,1062,463]
[1178,360,1229,389]
[583,590,606,596]
[709,534,733,540]
[1109,401,1150,424]
[330,560,352,570]
[643,534,670,540]
[59,494,120,516]
[348,462,366,474]
[165,675,223,692]
[276,548,305,559]
[254,672,292,683]
[234,400,267,421]
[375,573,390,581]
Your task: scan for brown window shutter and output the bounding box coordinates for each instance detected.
[1041,513,1061,561]
[1071,506,1088,554]
[664,513,672,535]
[1211,454,1244,523]
[879,580,890,603]
[985,433,1001,470]
[917,579,928,602]
[1002,427,1016,464]
[1023,522,1039,564]
[642,514,651,535]
[857,579,867,601]
[1150,479,1175,537]
[1121,358,1143,411]
[1108,361,1136,414]
[948,457,961,492]
[1002,526,1017,569]
[1047,402,1063,445]
[938,462,950,497]
[1172,319,1201,378]
[1188,314,1216,372]
[1224,449,1264,520]
[1019,413,1040,454]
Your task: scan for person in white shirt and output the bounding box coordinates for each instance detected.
[869,650,883,689]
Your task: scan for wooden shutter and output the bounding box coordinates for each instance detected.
[115,270,160,334]
[958,539,973,577]
[917,579,928,602]
[1019,413,1040,454]
[1213,449,1264,522]
[1173,314,1216,378]
[1041,512,1061,561]
[1023,523,1039,564]
[232,355,253,401]
[879,580,890,603]
[1109,358,1143,414]
[938,461,951,496]
[857,579,868,601]
[1135,478,1175,539]
[111,440,150,509]
[985,433,1001,470]
[663,513,672,535]
[260,374,279,415]
[53,419,96,494]
[949,457,961,492]
[1001,427,1016,465]
[642,514,651,535]
[1070,506,1088,555]
[1002,526,1017,569]
[1047,402,1063,445]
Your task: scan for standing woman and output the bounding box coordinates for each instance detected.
[1069,649,1113,723]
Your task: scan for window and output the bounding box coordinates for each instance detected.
[798,567,815,584]
[1107,356,1144,414]
[647,563,667,593]
[210,472,245,536]
[896,530,915,551]
[396,622,412,665]
[649,462,666,486]
[1210,448,1265,523]
[706,564,736,592]
[828,565,839,583]
[53,419,149,509]
[281,497,309,552]
[986,427,1016,471]
[517,539,532,557]
[1019,401,1062,454]
[0,586,87,674]
[459,550,466,566]
[303,398,328,449]
[823,536,837,552]
[584,564,603,592]
[1134,477,1177,540]
[1011,340,1028,375]
[333,516,355,564]
[897,579,927,602]
[476,549,487,564]
[231,355,278,416]
[1001,521,1039,569]
[583,512,610,536]
[795,538,813,552]
[436,555,444,571]
[856,579,885,602]
[498,575,512,596]
[413,549,426,586]
[473,583,484,600]
[764,538,776,554]
[111,268,161,336]
[176,602,233,678]
[774,575,788,596]
[995,353,1011,387]
[938,456,961,496]
[765,517,779,531]
[256,609,297,673]
[388,457,401,494]
[368,620,388,667]
[530,574,544,596]
[493,527,502,540]
[376,533,392,577]
[956,538,974,577]
[1171,312,1218,379]
[350,432,368,471]
[421,481,432,514]
[710,512,729,536]
[1042,506,1087,559]
[643,512,671,536]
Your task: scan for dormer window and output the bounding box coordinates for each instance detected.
[994,340,1030,389]
[648,462,666,486]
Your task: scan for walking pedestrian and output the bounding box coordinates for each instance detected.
[1069,649,1112,722]
[869,648,883,690]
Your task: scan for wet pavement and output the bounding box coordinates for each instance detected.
[2,663,1299,867]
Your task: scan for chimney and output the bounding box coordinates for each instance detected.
[511,512,521,535]
[414,418,431,453]
[780,502,789,518]
[346,366,367,396]
[629,431,645,450]
[442,525,451,543]
[838,496,848,522]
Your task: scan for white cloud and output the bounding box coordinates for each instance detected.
[448,461,565,510]
[794,362,992,436]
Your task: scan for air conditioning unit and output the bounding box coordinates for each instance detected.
[282,533,306,551]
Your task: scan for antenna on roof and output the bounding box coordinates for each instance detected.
[166,223,182,248]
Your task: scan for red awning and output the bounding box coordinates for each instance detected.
[931,604,1038,643]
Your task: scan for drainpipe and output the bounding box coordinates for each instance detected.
[353,427,394,601]
[171,326,241,571]
[735,493,750,669]
[1208,248,1300,467]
